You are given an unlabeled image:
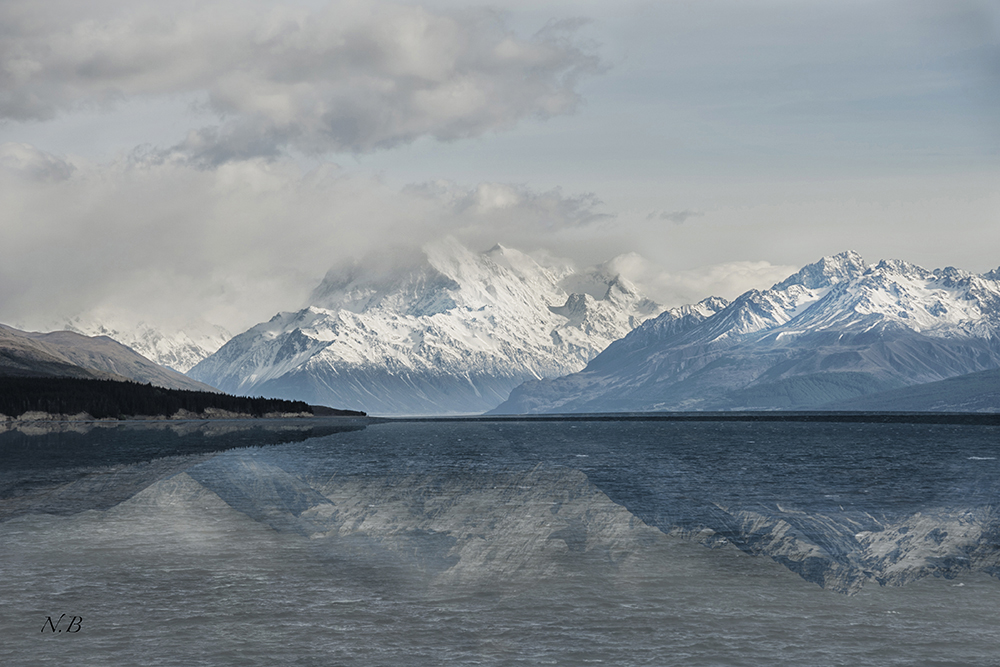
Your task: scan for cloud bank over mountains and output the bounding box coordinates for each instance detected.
[1,0,598,162]
[3,0,996,344]
[1,0,633,333]
[0,141,794,334]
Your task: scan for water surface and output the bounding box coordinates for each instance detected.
[2,418,999,665]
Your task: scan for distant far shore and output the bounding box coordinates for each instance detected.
[392,411,1000,426]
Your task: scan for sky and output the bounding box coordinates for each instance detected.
[1,0,998,335]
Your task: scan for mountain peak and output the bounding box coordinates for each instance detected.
[603,273,638,299]
[870,258,932,280]
[699,295,730,311]
[191,239,665,415]
[773,250,867,291]
[56,315,231,373]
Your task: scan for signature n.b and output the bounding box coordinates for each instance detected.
[41,614,82,633]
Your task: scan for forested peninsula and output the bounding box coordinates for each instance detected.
[0,377,366,421]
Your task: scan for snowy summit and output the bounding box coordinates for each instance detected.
[188,239,663,415]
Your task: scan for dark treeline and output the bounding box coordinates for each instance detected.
[0,377,365,419]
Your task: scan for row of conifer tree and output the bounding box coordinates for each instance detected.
[0,377,316,419]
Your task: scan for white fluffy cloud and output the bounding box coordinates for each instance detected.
[0,0,598,162]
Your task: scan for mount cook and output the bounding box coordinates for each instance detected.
[188,240,663,415]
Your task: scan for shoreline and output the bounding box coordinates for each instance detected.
[393,411,1000,425]
[4,410,999,428]
[0,409,370,425]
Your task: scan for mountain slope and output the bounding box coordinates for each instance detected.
[819,368,1000,412]
[189,240,663,415]
[60,318,231,373]
[0,324,219,392]
[0,325,122,381]
[491,252,1000,413]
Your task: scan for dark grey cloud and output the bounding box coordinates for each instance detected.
[0,0,600,163]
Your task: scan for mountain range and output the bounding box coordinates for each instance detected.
[188,239,663,415]
[59,318,231,373]
[491,251,1000,413]
[15,246,997,416]
[0,323,218,392]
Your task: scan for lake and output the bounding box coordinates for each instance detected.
[2,417,999,665]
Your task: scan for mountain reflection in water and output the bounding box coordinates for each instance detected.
[0,418,368,521]
[2,417,999,666]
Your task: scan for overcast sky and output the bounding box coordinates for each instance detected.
[2,0,998,334]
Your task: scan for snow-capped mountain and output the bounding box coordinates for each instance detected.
[188,239,663,415]
[60,318,231,373]
[492,251,1000,413]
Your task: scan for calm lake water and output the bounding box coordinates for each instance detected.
[2,417,999,666]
